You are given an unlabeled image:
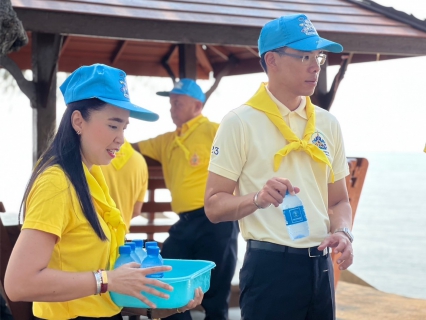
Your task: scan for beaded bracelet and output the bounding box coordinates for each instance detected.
[253,191,270,209]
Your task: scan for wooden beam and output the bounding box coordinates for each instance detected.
[161,44,177,82]
[207,45,230,61]
[196,45,213,75]
[14,8,426,56]
[205,55,238,103]
[245,46,259,58]
[32,32,62,164]
[110,40,128,65]
[178,43,196,80]
[59,35,71,57]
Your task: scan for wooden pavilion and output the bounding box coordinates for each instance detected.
[1,1,426,317]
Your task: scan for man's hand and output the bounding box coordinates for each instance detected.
[318,232,353,270]
[255,177,300,208]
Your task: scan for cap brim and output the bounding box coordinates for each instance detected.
[98,97,159,122]
[287,36,343,53]
[156,91,171,97]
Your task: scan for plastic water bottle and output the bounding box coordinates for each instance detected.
[142,246,164,278]
[145,241,163,263]
[125,242,141,263]
[114,245,134,269]
[281,191,309,240]
[132,239,147,263]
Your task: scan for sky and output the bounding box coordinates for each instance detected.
[1,0,426,212]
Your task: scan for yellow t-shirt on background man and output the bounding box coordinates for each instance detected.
[137,115,218,214]
[102,140,148,230]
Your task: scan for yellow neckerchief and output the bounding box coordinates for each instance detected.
[83,163,126,268]
[111,140,134,171]
[245,83,334,182]
[172,115,208,159]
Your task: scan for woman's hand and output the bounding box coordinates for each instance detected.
[152,287,204,318]
[123,287,204,318]
[108,262,173,308]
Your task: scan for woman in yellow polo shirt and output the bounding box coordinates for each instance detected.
[4,64,202,320]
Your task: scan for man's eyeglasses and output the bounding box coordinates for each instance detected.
[271,49,327,66]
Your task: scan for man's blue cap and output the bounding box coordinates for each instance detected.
[258,14,343,56]
[59,64,159,122]
[156,78,206,103]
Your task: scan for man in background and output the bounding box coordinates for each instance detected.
[132,79,238,320]
[102,139,148,231]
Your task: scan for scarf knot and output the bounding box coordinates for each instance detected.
[246,83,335,182]
[103,208,123,227]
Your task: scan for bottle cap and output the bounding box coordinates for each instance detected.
[119,245,131,254]
[132,239,144,248]
[147,246,160,255]
[145,241,158,248]
[127,242,136,251]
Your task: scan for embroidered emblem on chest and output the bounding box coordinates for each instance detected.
[311,131,330,157]
[299,17,318,36]
[189,153,200,166]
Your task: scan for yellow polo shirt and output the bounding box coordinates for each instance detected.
[137,115,219,214]
[209,88,349,248]
[23,165,121,319]
[102,140,148,231]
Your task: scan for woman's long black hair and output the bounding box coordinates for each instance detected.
[21,98,108,240]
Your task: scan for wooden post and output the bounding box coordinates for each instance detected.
[31,32,62,164]
[178,44,197,80]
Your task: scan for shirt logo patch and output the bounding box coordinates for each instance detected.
[190,153,200,166]
[119,72,130,99]
[299,17,318,36]
[311,131,330,157]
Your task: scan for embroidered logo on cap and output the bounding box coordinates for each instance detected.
[299,17,317,36]
[174,81,184,90]
[119,72,129,99]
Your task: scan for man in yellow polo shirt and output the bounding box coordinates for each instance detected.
[101,139,148,231]
[132,79,238,320]
[205,14,353,319]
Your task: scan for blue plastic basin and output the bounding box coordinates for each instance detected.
[110,259,215,308]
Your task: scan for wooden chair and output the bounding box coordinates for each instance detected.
[0,202,35,320]
[331,157,369,287]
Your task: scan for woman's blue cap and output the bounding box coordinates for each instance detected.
[156,78,206,103]
[258,14,343,56]
[59,64,159,122]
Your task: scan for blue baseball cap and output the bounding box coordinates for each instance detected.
[258,14,343,56]
[156,78,206,103]
[60,64,159,122]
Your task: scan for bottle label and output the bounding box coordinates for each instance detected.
[283,205,308,226]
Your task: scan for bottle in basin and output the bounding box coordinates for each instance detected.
[142,246,164,278]
[114,245,134,269]
[281,191,309,240]
[125,242,141,263]
[132,239,147,262]
[145,241,163,263]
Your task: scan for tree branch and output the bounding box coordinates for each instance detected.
[0,55,35,104]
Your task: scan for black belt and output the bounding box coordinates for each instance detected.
[248,240,328,257]
[178,207,205,221]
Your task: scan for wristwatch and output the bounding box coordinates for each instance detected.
[334,227,354,243]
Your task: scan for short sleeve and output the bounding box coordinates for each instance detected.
[137,135,165,162]
[330,121,350,182]
[208,111,246,181]
[23,166,72,239]
[137,155,148,202]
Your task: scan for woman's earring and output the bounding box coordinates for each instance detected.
[76,130,81,135]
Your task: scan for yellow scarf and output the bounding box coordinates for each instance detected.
[245,83,334,182]
[172,116,208,159]
[111,140,134,171]
[83,163,126,268]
